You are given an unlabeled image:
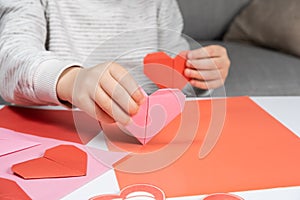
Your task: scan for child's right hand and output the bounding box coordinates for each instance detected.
[56,62,145,125]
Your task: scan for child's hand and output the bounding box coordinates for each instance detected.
[184,45,230,90]
[57,62,145,125]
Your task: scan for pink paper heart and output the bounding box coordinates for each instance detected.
[125,88,185,145]
[90,184,165,200]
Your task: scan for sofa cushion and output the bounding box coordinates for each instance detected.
[188,40,300,96]
[224,0,300,58]
[177,0,250,41]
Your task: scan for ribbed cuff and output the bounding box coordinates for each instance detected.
[33,59,82,105]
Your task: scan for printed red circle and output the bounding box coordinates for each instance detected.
[203,193,244,200]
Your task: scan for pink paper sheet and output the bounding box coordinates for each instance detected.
[0,128,118,200]
[0,134,40,157]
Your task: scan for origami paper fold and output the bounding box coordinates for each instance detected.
[90,184,165,200]
[125,88,185,145]
[0,177,31,200]
[144,51,190,89]
[12,145,87,179]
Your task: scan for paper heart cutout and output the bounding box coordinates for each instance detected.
[90,184,165,200]
[144,51,190,89]
[0,178,31,200]
[203,193,244,200]
[125,88,185,145]
[12,145,87,179]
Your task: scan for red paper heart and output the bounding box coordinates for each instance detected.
[90,184,165,200]
[144,51,190,89]
[0,178,31,200]
[12,145,87,179]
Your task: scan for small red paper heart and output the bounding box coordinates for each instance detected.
[144,51,190,89]
[12,145,87,179]
[90,184,165,200]
[0,178,31,200]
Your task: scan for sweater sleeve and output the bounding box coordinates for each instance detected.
[156,0,211,97]
[156,0,190,54]
[0,0,80,105]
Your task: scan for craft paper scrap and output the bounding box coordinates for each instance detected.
[125,88,185,145]
[12,145,87,179]
[0,129,40,156]
[0,128,127,200]
[0,177,31,200]
[144,51,190,89]
[90,184,165,200]
[108,97,300,197]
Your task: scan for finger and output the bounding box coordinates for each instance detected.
[186,57,229,70]
[108,63,145,104]
[184,68,224,81]
[100,71,139,116]
[79,97,115,124]
[187,45,227,60]
[190,79,224,90]
[93,104,115,124]
[94,87,131,125]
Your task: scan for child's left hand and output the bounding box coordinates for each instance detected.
[184,45,231,90]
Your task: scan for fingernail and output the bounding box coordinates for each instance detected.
[187,51,193,59]
[122,116,132,126]
[139,96,146,105]
[137,87,147,105]
[130,103,139,116]
[186,61,191,67]
[185,69,191,76]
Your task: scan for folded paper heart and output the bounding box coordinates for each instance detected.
[11,145,87,179]
[124,88,185,145]
[144,51,190,89]
[0,178,31,200]
[90,184,165,200]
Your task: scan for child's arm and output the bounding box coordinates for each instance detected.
[0,0,144,125]
[0,0,78,105]
[156,0,190,55]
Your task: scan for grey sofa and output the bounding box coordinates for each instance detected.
[1,0,299,104]
[178,0,300,96]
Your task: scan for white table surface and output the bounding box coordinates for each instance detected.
[2,96,300,199]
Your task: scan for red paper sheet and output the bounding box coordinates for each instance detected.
[103,97,300,197]
[0,106,100,144]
